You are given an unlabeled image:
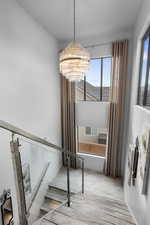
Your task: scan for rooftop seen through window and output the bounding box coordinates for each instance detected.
[76,57,112,102]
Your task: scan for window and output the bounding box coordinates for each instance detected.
[78,126,107,157]
[138,27,150,107]
[86,59,101,101]
[85,127,97,136]
[85,127,91,135]
[76,57,112,102]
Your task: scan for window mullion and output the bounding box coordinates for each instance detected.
[143,36,150,106]
[84,76,86,101]
[100,58,103,101]
[137,39,144,105]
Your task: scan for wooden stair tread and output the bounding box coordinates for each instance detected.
[45,191,67,202]
[41,199,62,211]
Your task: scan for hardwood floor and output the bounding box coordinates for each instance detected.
[79,142,106,157]
[33,169,136,225]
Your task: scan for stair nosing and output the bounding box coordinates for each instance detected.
[45,192,66,202]
[48,184,75,195]
[40,206,52,213]
[48,184,67,191]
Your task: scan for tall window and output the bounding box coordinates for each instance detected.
[76,57,112,102]
[138,27,150,107]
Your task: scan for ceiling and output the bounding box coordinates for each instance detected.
[17,0,142,42]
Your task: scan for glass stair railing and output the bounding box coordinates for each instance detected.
[0,120,85,225]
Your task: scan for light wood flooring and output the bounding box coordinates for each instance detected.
[33,169,136,225]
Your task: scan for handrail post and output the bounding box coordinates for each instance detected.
[10,136,28,225]
[67,154,71,207]
[82,159,84,194]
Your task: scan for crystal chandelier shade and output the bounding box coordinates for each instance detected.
[60,42,90,81]
[59,0,90,82]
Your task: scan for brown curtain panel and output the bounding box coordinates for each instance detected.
[105,40,128,177]
[61,76,77,168]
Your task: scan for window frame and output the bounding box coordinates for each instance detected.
[81,56,112,102]
[137,26,150,107]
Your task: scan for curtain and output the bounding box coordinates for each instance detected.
[61,76,77,168]
[105,40,129,177]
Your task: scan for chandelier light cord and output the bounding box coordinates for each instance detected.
[74,0,76,41]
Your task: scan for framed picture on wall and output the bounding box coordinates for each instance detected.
[137,129,150,195]
[128,137,139,186]
[132,137,139,185]
[127,144,135,186]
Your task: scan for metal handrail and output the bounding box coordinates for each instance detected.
[0,120,61,150]
[0,120,85,214]
[0,120,84,160]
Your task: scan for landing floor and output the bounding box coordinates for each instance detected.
[34,169,135,225]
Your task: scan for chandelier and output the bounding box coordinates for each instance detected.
[60,0,90,82]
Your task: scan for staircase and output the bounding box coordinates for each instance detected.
[32,169,136,225]
[40,184,74,217]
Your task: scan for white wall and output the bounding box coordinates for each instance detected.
[76,102,110,129]
[77,153,105,172]
[0,0,61,224]
[124,1,150,225]
[87,43,112,58]
[125,107,150,225]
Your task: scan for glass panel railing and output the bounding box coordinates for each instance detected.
[10,136,84,225]
[18,137,61,224]
[0,120,85,225]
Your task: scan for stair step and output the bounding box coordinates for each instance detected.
[45,190,67,202]
[40,199,63,214]
[48,184,68,193]
[40,185,72,219]
[48,184,75,196]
